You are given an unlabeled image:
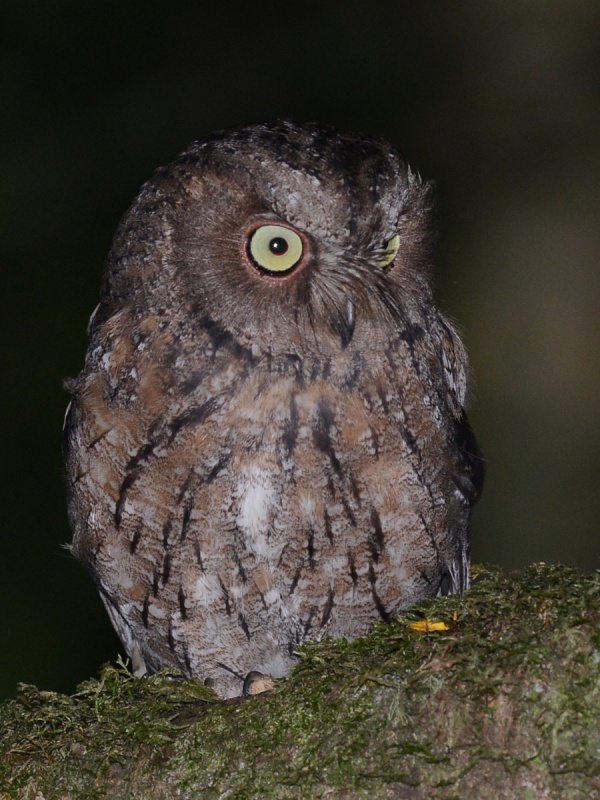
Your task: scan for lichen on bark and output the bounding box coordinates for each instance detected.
[1,564,600,799]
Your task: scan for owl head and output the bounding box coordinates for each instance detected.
[98,120,435,355]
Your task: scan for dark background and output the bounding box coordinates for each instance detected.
[2,2,599,700]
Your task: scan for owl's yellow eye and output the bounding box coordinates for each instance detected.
[247,225,304,276]
[378,233,400,268]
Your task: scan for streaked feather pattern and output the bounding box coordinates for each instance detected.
[64,121,482,697]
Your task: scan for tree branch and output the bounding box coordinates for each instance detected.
[2,564,600,799]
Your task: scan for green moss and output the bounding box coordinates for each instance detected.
[2,564,600,799]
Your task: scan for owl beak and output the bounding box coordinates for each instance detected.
[332,297,356,350]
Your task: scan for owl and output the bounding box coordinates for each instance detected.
[64,120,483,698]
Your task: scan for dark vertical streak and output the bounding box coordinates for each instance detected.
[180,497,193,541]
[218,576,232,616]
[324,508,334,544]
[283,394,299,456]
[193,540,204,570]
[129,521,143,554]
[115,441,157,527]
[181,369,206,395]
[162,553,171,585]
[320,587,335,628]
[420,569,433,586]
[86,428,114,450]
[303,607,316,637]
[115,473,137,528]
[167,619,176,653]
[178,586,187,620]
[331,299,356,350]
[177,470,195,503]
[369,426,379,458]
[398,324,425,376]
[348,552,358,586]
[206,454,230,483]
[368,563,391,622]
[341,496,357,527]
[127,441,156,470]
[182,641,192,673]
[313,399,342,477]
[232,550,248,584]
[238,612,251,640]
[289,564,303,595]
[369,508,385,561]
[162,518,172,548]
[168,398,221,443]
[349,475,362,506]
[142,593,150,627]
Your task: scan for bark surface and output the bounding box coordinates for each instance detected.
[1,564,599,799]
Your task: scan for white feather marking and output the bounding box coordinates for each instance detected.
[194,573,226,606]
[86,303,100,334]
[442,348,458,396]
[235,467,276,559]
[62,400,72,432]
[263,588,281,607]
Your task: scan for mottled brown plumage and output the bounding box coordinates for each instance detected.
[64,120,483,698]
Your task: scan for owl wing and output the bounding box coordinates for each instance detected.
[439,317,485,507]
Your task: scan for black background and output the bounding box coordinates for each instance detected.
[2,1,599,699]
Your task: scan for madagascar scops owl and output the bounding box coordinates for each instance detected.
[64,120,483,698]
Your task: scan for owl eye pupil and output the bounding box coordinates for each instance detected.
[268,237,289,255]
[247,224,303,276]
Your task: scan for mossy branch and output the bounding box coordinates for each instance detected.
[2,565,600,799]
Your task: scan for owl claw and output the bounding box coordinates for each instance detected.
[242,671,276,697]
[130,642,148,678]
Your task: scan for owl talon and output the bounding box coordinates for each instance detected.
[130,642,148,678]
[242,671,276,697]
